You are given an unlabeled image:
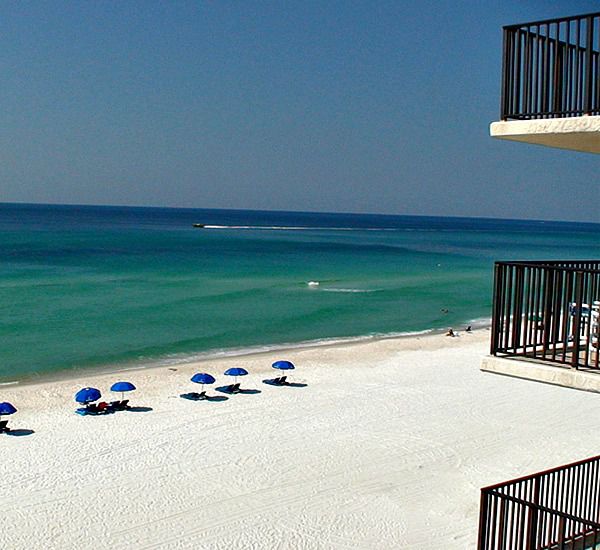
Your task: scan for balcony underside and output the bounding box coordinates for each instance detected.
[490,115,600,154]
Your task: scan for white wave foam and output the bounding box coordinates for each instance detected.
[148,329,438,366]
[465,317,492,329]
[307,281,320,287]
[321,288,381,293]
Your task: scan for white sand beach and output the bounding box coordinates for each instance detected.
[2,328,600,549]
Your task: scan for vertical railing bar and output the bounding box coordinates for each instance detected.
[508,29,515,118]
[553,22,560,113]
[498,496,507,549]
[490,493,498,549]
[523,25,531,113]
[572,272,584,369]
[542,268,553,358]
[498,263,507,352]
[585,15,594,113]
[551,471,558,543]
[512,266,524,352]
[504,266,514,350]
[551,269,563,361]
[576,18,581,113]
[501,27,509,119]
[533,267,541,355]
[583,272,591,368]
[524,266,532,352]
[491,263,502,355]
[539,475,547,547]
[515,28,522,116]
[559,270,567,363]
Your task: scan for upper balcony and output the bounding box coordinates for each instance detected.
[490,12,600,153]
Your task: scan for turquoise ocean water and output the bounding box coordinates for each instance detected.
[1,203,599,382]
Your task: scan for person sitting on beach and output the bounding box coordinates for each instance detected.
[465,325,472,333]
[446,328,455,337]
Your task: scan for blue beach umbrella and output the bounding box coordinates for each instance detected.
[0,402,17,418]
[272,360,295,371]
[191,373,216,386]
[191,373,216,393]
[224,367,248,385]
[110,381,136,401]
[75,387,101,404]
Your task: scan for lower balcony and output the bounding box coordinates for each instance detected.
[482,261,600,392]
[479,455,600,549]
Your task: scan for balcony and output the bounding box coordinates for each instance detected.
[490,12,600,153]
[478,455,600,549]
[481,261,600,391]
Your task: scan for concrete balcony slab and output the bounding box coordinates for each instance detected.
[481,355,600,393]
[490,115,600,154]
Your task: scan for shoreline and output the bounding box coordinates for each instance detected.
[6,321,600,549]
[1,318,490,389]
[1,326,491,418]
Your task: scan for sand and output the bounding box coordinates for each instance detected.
[2,328,600,549]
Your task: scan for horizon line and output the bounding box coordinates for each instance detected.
[1,200,599,227]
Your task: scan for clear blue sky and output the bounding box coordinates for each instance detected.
[1,1,599,222]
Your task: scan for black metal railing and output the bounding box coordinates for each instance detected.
[502,12,600,120]
[491,261,600,370]
[478,455,600,549]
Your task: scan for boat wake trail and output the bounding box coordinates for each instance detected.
[201,225,400,232]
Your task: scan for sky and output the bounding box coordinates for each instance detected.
[1,1,599,222]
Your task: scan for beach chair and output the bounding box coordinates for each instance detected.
[279,375,287,385]
[84,402,109,415]
[0,420,9,433]
[76,404,96,416]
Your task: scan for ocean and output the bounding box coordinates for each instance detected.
[1,202,599,382]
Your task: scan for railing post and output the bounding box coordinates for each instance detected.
[542,268,554,358]
[501,27,510,119]
[558,516,566,550]
[526,477,541,550]
[572,271,584,369]
[491,263,502,355]
[585,16,594,114]
[478,490,490,550]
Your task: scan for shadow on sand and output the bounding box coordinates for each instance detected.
[126,406,153,413]
[263,379,308,388]
[216,386,261,395]
[5,429,35,437]
[180,392,229,402]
